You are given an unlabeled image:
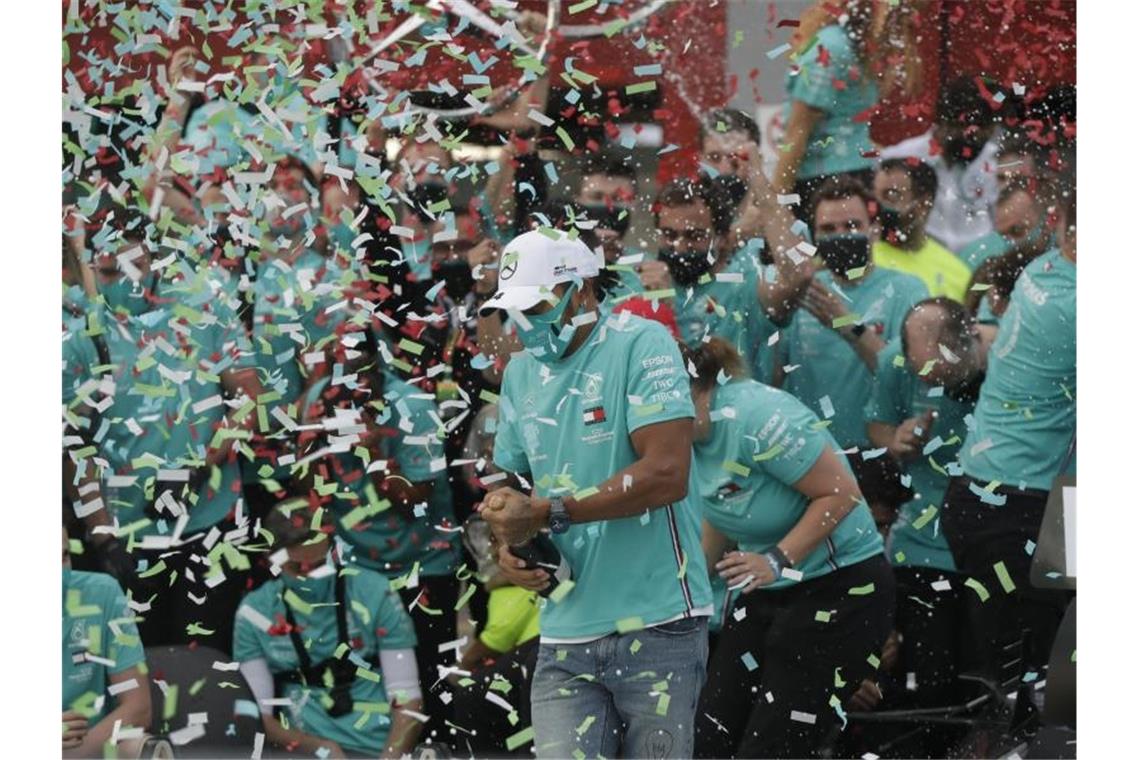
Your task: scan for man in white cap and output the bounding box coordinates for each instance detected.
[478,229,713,759]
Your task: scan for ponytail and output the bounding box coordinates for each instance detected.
[679,337,749,393]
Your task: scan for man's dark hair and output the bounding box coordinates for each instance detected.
[700,108,761,146]
[806,174,874,232]
[654,178,734,236]
[580,152,638,186]
[263,499,332,550]
[900,297,973,359]
[937,76,1000,127]
[880,158,938,205]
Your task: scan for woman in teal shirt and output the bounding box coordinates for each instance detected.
[686,339,894,759]
[773,0,921,221]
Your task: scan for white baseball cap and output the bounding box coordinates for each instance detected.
[478,229,601,316]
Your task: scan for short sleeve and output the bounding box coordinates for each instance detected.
[103,582,146,675]
[865,343,909,426]
[753,393,828,487]
[492,370,530,475]
[789,30,856,112]
[479,588,538,654]
[391,392,442,483]
[233,601,267,663]
[375,585,417,650]
[625,322,696,433]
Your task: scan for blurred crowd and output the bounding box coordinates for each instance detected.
[61,1,1075,758]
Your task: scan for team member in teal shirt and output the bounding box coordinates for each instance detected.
[640,177,813,385]
[779,176,927,458]
[62,526,151,759]
[681,338,892,759]
[477,230,712,759]
[62,209,262,653]
[233,502,423,758]
[958,178,1053,272]
[296,324,460,742]
[242,157,349,515]
[942,194,1076,680]
[772,1,920,221]
[864,298,1000,708]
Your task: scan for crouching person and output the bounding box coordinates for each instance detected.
[234,501,423,758]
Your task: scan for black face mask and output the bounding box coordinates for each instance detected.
[942,135,988,166]
[580,203,631,237]
[877,205,905,242]
[947,370,985,404]
[438,258,474,300]
[816,233,870,275]
[710,174,749,210]
[409,181,449,224]
[659,247,715,286]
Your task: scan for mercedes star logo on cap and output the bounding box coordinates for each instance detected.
[500,249,520,280]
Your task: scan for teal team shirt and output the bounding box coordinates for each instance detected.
[865,339,972,572]
[63,570,146,723]
[493,313,713,639]
[672,251,778,383]
[784,24,879,181]
[233,566,417,755]
[782,267,928,447]
[959,249,1076,491]
[693,379,883,589]
[302,372,460,577]
[62,294,252,537]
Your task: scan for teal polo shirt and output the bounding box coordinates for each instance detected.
[493,313,713,639]
[63,570,146,723]
[693,379,883,589]
[864,339,973,573]
[959,249,1076,491]
[782,267,928,448]
[233,566,417,756]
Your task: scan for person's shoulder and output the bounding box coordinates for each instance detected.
[1022,248,1075,290]
[814,23,857,58]
[606,312,679,353]
[70,569,126,599]
[875,267,928,297]
[925,239,969,270]
[240,577,283,611]
[739,379,819,428]
[346,566,394,600]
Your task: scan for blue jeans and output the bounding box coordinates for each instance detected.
[531,616,709,759]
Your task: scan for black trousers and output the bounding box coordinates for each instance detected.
[399,574,460,745]
[451,637,540,756]
[124,527,251,657]
[694,555,896,759]
[941,476,1071,677]
[893,566,973,708]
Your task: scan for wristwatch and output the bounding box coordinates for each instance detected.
[548,497,571,534]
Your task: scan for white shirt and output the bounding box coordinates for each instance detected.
[878,130,1001,254]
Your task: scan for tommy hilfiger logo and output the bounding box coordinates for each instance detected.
[583,406,606,425]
